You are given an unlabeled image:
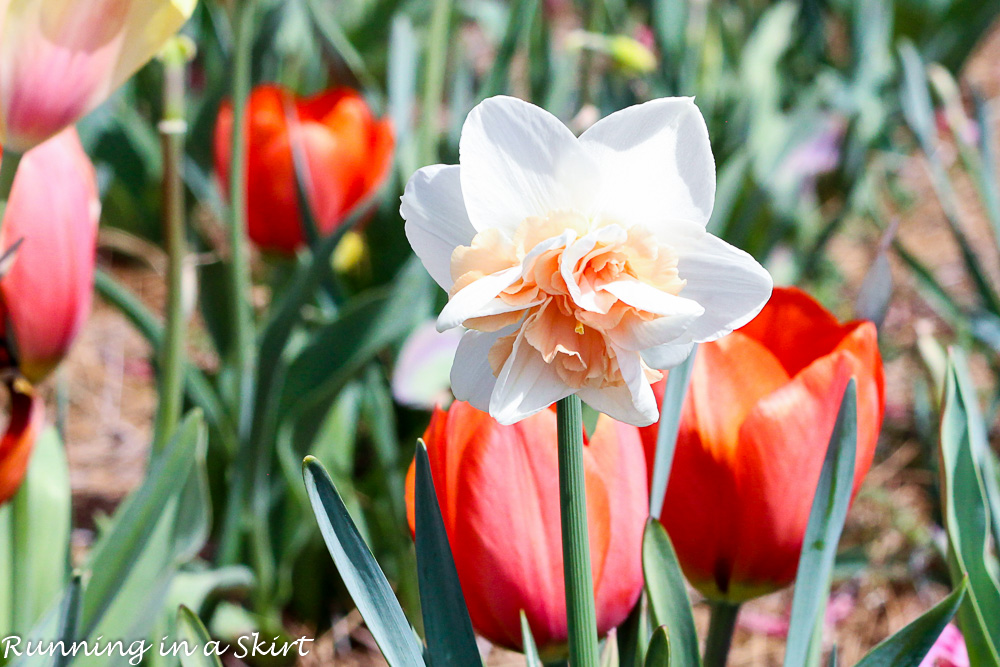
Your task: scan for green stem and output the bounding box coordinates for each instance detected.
[0,149,23,246]
[419,0,453,167]
[556,395,600,667]
[152,38,191,454]
[218,0,259,566]
[227,0,258,440]
[703,601,741,667]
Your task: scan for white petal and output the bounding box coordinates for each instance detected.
[580,97,715,230]
[459,96,600,236]
[436,265,523,331]
[491,328,574,425]
[436,230,575,331]
[602,280,704,318]
[672,224,773,342]
[577,349,658,426]
[607,309,701,352]
[401,164,477,290]
[451,328,512,412]
[641,342,694,369]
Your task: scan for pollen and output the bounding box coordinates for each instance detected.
[575,322,586,335]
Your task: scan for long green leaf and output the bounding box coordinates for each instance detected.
[940,354,1000,665]
[302,457,424,666]
[644,627,671,667]
[177,606,224,667]
[854,579,967,667]
[52,575,82,667]
[414,442,480,666]
[520,612,542,667]
[784,380,857,667]
[642,520,700,667]
[649,347,697,519]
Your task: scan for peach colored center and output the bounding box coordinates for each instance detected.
[450,212,686,390]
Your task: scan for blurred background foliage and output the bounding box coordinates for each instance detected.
[9,0,1000,662]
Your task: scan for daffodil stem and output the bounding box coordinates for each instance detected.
[419,0,452,167]
[556,394,600,667]
[152,38,191,454]
[704,601,741,667]
[0,149,23,247]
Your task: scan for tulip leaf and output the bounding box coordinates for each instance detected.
[854,579,967,667]
[644,627,671,667]
[939,353,1000,666]
[302,456,425,667]
[413,442,481,667]
[618,597,649,667]
[177,605,224,667]
[784,380,857,667]
[1,426,71,636]
[642,520,700,667]
[649,346,697,519]
[828,646,837,667]
[520,611,543,667]
[601,629,621,667]
[51,574,82,667]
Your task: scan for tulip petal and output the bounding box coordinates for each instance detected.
[491,330,575,425]
[450,328,508,413]
[580,97,715,229]
[459,96,600,236]
[111,0,197,95]
[401,164,477,290]
[670,223,773,343]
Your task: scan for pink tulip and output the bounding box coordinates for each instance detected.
[920,624,969,667]
[0,0,197,152]
[0,128,100,383]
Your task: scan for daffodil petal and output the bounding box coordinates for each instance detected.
[401,164,477,290]
[673,225,773,342]
[578,355,658,427]
[491,329,575,425]
[580,97,715,230]
[459,95,600,236]
[602,280,704,318]
[560,225,627,313]
[451,328,509,412]
[641,342,695,369]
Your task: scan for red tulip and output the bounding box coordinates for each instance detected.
[0,382,44,505]
[405,401,647,654]
[0,128,99,383]
[214,84,394,255]
[641,287,884,602]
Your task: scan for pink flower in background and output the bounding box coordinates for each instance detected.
[0,128,100,383]
[0,0,197,151]
[920,624,969,667]
[392,321,462,410]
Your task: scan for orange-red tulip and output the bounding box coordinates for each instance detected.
[0,128,100,383]
[214,84,394,255]
[0,0,197,152]
[0,382,44,505]
[405,401,647,654]
[641,287,884,603]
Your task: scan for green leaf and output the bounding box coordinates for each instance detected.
[940,353,1000,665]
[302,456,425,666]
[177,606,224,667]
[520,611,542,667]
[601,629,620,667]
[413,442,480,666]
[854,579,967,667]
[642,520,700,667]
[649,346,697,519]
[2,426,71,636]
[784,380,857,667]
[52,575,82,667]
[644,627,671,667]
[617,596,649,667]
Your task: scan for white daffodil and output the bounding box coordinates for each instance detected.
[401,96,772,426]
